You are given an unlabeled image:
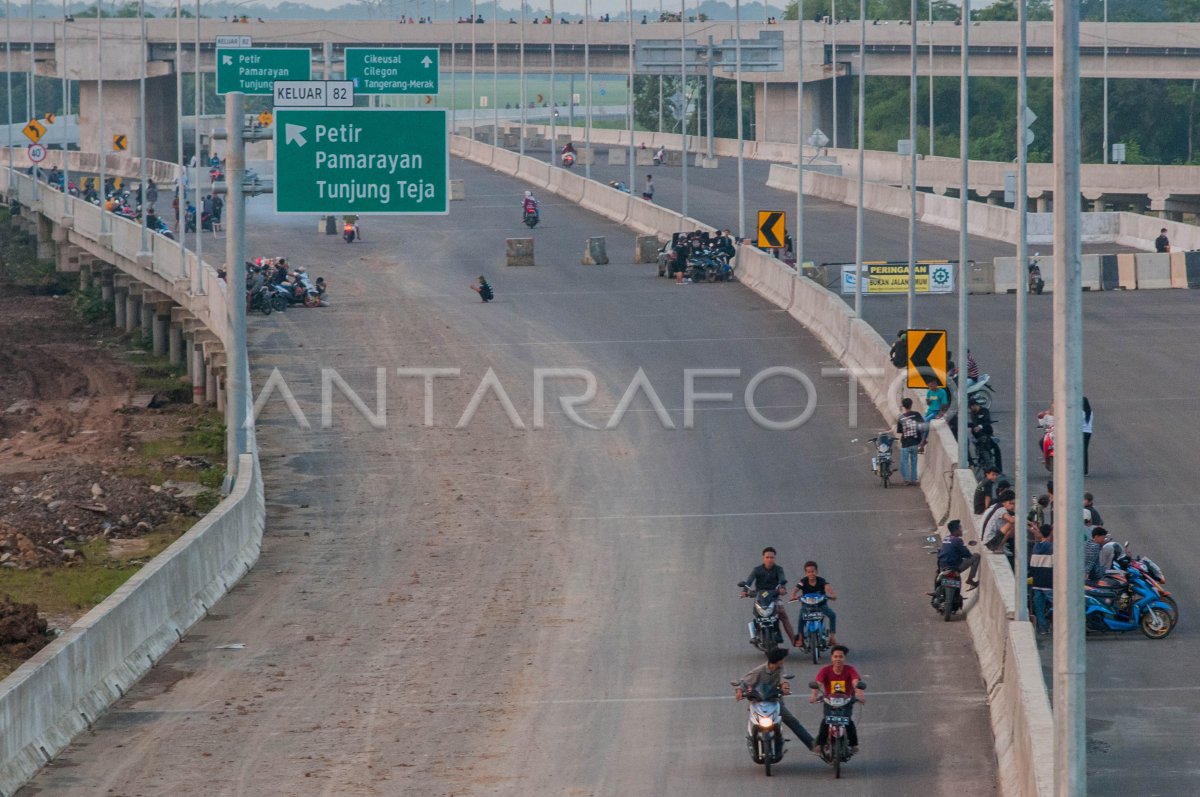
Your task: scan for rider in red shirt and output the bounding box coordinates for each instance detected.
[811,645,865,752]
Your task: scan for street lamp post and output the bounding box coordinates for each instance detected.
[5,0,12,193]
[907,0,917,328]
[853,0,864,317]
[831,0,837,149]
[794,0,804,279]
[60,1,70,215]
[97,0,104,231]
[193,0,203,295]
[469,0,475,140]
[519,0,525,156]
[491,4,498,145]
[734,0,745,239]
[928,0,934,157]
[626,0,634,191]
[138,0,149,254]
[550,0,557,163]
[1102,0,1108,164]
[956,0,970,463]
[584,0,591,179]
[1014,0,1030,627]
[175,0,185,267]
[679,0,687,219]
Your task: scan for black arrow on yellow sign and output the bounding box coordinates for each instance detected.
[22,119,45,144]
[113,134,127,152]
[756,210,785,249]
[906,329,948,389]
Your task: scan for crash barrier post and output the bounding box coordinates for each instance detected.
[583,237,609,265]
[506,238,535,266]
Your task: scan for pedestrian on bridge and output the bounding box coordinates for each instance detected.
[1155,228,1170,253]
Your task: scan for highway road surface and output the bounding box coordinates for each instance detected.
[21,157,998,795]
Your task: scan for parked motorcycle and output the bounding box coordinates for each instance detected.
[1114,545,1177,628]
[732,677,794,776]
[796,593,832,663]
[739,584,784,653]
[1028,252,1045,294]
[523,208,539,228]
[810,681,866,779]
[869,432,895,488]
[1083,560,1176,639]
[247,285,274,316]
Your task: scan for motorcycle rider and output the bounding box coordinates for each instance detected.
[734,648,818,751]
[740,547,798,648]
[810,645,865,755]
[936,519,980,591]
[789,561,839,647]
[522,190,539,219]
[560,141,576,156]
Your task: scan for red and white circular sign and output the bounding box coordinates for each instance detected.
[27,143,46,163]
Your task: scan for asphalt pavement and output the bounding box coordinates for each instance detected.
[20,157,999,795]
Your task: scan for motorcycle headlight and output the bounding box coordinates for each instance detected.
[757,715,775,729]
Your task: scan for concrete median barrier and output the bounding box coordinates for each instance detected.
[634,234,660,264]
[583,237,609,265]
[1117,253,1138,289]
[608,147,627,165]
[1135,252,1172,289]
[1170,252,1189,287]
[506,238,535,266]
[449,179,465,200]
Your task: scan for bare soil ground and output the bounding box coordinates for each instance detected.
[0,295,224,674]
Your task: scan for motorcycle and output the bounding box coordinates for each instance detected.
[869,432,895,488]
[810,681,866,779]
[523,208,539,228]
[1113,545,1177,628]
[947,364,995,410]
[247,285,274,316]
[1028,252,1045,294]
[652,147,666,166]
[930,544,975,621]
[561,150,576,168]
[738,584,784,653]
[732,677,794,777]
[343,224,356,243]
[796,593,831,663]
[967,422,1002,480]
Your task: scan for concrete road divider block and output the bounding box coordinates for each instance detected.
[697,155,719,169]
[577,148,595,166]
[583,237,609,265]
[608,147,627,165]
[449,179,465,201]
[968,260,994,294]
[1186,251,1200,288]
[1081,254,1101,290]
[320,215,337,234]
[506,238,535,267]
[1117,253,1137,289]
[1135,252,1172,289]
[635,234,660,264]
[1170,251,1189,288]
[635,148,654,165]
[1100,254,1119,290]
[664,150,683,166]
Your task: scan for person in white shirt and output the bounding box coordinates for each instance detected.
[1082,396,1094,476]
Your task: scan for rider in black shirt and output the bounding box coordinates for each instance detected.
[740,547,798,647]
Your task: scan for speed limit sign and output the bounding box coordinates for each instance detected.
[27,143,46,163]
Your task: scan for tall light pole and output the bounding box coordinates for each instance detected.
[906,0,917,328]
[469,0,475,139]
[491,2,498,145]
[831,0,837,148]
[928,0,934,157]
[450,1,456,134]
[175,0,185,256]
[97,0,105,231]
[794,0,804,277]
[734,0,745,239]
[550,0,558,162]
[138,0,149,253]
[193,0,203,295]
[584,0,591,179]
[658,0,663,131]
[955,0,970,463]
[28,0,37,199]
[1052,0,1086,791]
[625,0,634,191]
[1014,0,1030,627]
[6,0,12,193]
[679,0,687,219]
[518,0,525,155]
[60,1,70,212]
[1102,0,1108,164]
[852,0,864,317]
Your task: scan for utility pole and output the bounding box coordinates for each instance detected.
[853,0,864,317]
[734,0,745,239]
[1052,0,1086,792]
[907,0,917,329]
[956,0,971,464]
[138,0,149,254]
[224,91,248,481]
[794,6,804,279]
[1014,0,1030,624]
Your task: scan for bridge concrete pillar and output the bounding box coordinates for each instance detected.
[753,81,824,146]
[205,360,217,404]
[140,302,155,344]
[168,322,183,366]
[191,341,206,405]
[1036,196,1051,213]
[125,293,140,333]
[77,75,178,162]
[114,287,128,328]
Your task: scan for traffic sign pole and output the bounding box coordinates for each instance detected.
[225,91,249,483]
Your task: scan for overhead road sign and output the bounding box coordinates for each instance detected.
[635,31,784,75]
[344,48,439,95]
[273,80,354,108]
[112,133,127,151]
[756,210,785,249]
[217,47,311,96]
[216,35,252,48]
[838,261,955,295]
[27,143,46,163]
[274,108,448,216]
[22,119,45,143]
[906,329,948,389]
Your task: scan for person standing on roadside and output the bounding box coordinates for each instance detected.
[1029,524,1054,635]
[642,174,655,202]
[897,397,924,486]
[1082,396,1094,475]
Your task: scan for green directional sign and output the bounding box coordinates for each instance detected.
[344,48,440,95]
[216,47,311,95]
[274,108,448,215]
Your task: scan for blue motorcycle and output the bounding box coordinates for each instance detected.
[1084,570,1175,639]
[796,593,831,664]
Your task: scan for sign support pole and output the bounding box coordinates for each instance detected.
[224,91,248,483]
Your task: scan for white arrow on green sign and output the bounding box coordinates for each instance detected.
[344,48,440,95]
[274,108,448,215]
[216,47,311,95]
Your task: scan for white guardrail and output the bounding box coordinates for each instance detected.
[0,166,264,797]
[452,132,1053,797]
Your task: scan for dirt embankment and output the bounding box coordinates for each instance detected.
[0,294,224,674]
